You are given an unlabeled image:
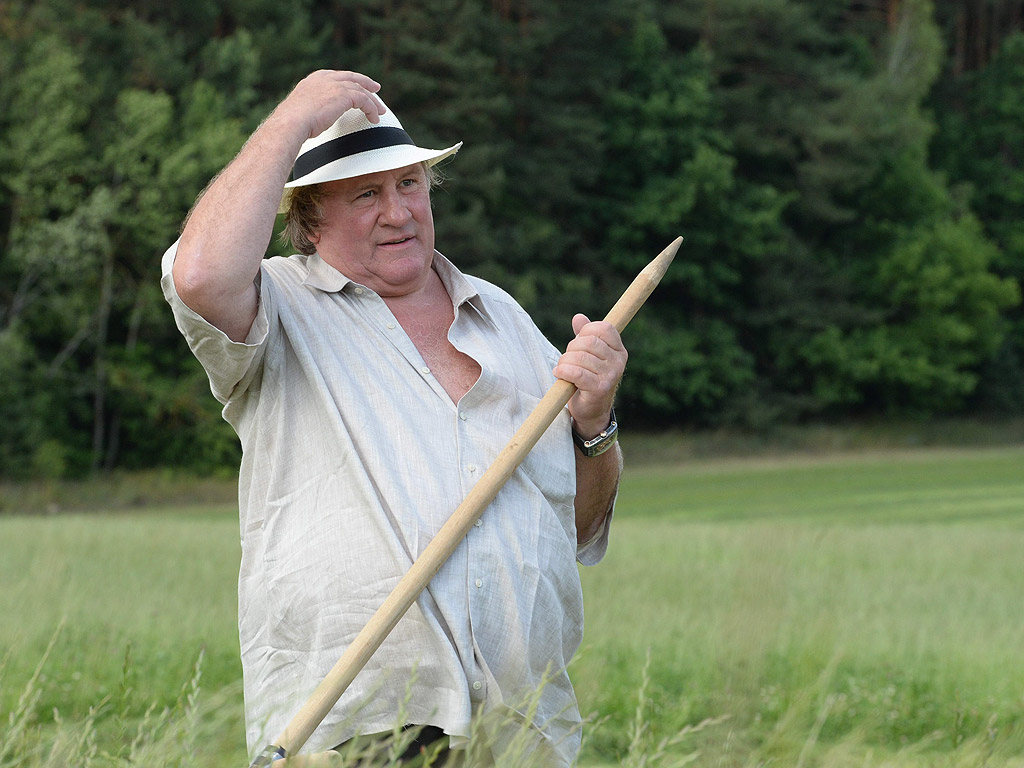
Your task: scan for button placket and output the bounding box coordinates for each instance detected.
[456,406,486,534]
[360,292,452,404]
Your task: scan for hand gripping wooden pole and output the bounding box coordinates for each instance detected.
[249,237,681,767]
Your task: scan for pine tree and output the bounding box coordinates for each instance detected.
[931,31,1024,411]
[591,12,788,425]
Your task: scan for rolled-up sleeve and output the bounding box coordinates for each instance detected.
[159,240,271,403]
[576,506,613,565]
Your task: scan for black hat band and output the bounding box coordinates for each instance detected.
[290,126,416,182]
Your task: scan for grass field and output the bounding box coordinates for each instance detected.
[2,444,1024,766]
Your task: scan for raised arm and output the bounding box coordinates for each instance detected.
[172,70,386,341]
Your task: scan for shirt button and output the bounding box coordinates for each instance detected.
[475,578,483,588]
[420,366,431,375]
[459,412,467,421]
[474,519,482,527]
[467,464,477,473]
[472,681,482,691]
[386,322,396,330]
[354,287,364,295]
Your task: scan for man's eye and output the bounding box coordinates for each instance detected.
[356,190,375,200]
[400,178,417,187]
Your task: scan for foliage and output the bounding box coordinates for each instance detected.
[0,0,1022,477]
[931,30,1024,412]
[801,215,1019,411]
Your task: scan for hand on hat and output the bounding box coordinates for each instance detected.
[555,314,628,438]
[277,70,387,142]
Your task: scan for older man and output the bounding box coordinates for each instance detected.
[161,70,625,765]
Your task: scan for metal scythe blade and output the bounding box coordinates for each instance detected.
[248,236,682,767]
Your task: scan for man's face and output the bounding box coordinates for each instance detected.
[313,163,435,297]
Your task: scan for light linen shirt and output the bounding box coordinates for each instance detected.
[160,243,611,765]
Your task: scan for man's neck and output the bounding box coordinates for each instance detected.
[381,264,449,316]
[384,267,481,404]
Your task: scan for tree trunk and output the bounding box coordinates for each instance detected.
[91,249,114,475]
[887,0,900,30]
[102,282,146,471]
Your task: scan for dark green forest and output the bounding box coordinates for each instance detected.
[1,0,1022,478]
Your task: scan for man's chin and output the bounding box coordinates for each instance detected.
[371,254,437,296]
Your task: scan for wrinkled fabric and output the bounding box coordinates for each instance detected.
[160,244,611,765]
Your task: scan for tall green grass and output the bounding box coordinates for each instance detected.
[2,446,1024,765]
[575,446,1024,765]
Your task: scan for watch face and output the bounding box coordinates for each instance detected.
[582,427,618,457]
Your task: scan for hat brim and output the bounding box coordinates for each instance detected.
[278,142,462,214]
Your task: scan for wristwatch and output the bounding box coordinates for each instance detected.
[571,409,619,457]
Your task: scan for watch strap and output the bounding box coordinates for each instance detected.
[571,408,619,457]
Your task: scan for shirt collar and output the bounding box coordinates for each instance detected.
[302,252,352,292]
[431,252,499,330]
[300,250,498,329]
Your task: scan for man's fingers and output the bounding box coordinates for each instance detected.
[570,317,625,349]
[329,77,385,124]
[330,70,382,93]
[334,72,387,120]
[346,88,384,124]
[557,350,610,377]
[565,333,615,363]
[563,326,626,376]
[557,312,628,429]
[560,319,627,375]
[554,362,607,393]
[317,70,382,101]
[554,353,621,391]
[289,70,389,136]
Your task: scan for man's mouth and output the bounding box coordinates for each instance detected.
[380,236,414,246]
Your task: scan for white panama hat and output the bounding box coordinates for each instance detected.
[279,96,461,213]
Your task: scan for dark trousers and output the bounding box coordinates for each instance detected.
[333,724,450,766]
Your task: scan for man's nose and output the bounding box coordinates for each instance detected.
[378,188,412,225]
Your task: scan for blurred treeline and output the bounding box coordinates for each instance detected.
[1,0,1022,478]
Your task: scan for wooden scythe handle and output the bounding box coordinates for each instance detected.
[249,237,681,766]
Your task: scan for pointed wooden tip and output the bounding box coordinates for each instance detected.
[642,236,683,281]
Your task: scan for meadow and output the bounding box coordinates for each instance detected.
[2,441,1024,766]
